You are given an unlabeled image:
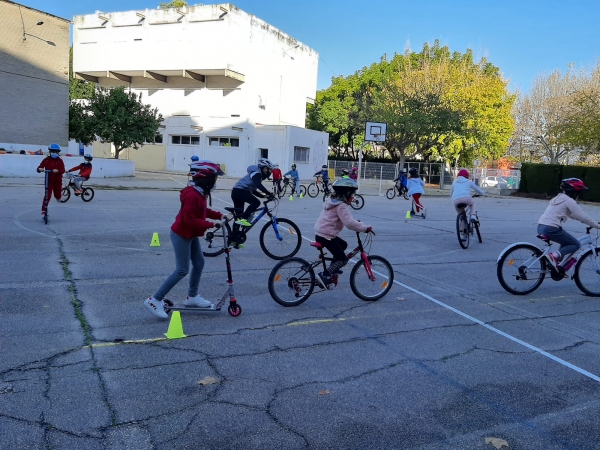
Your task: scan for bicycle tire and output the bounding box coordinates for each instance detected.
[279,185,288,198]
[385,188,396,200]
[268,257,315,306]
[259,218,302,260]
[60,188,70,203]
[350,255,394,301]
[350,194,364,210]
[573,248,600,297]
[474,220,482,243]
[81,187,94,202]
[300,185,307,197]
[497,243,545,295]
[402,189,409,200]
[202,222,231,257]
[307,183,319,198]
[456,214,469,249]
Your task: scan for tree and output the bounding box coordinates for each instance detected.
[158,0,188,9]
[89,87,163,159]
[69,46,94,100]
[69,101,96,146]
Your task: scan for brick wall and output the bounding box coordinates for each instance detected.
[0,1,70,147]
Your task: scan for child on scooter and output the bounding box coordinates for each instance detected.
[67,154,93,194]
[37,143,65,216]
[144,161,232,318]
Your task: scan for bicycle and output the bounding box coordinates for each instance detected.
[322,186,365,210]
[455,195,482,249]
[386,182,409,200]
[268,230,394,306]
[202,197,302,260]
[497,226,600,296]
[269,178,284,198]
[60,173,95,203]
[307,176,330,198]
[280,177,307,198]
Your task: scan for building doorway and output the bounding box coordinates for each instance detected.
[260,148,268,159]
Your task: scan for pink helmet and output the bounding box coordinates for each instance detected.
[351,167,358,172]
[458,169,469,178]
[189,161,225,179]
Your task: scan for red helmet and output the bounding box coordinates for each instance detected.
[458,169,469,178]
[560,178,587,194]
[189,161,225,179]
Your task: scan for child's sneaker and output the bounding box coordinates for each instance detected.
[235,218,252,227]
[144,297,168,319]
[548,251,562,269]
[184,295,212,308]
[470,214,478,223]
[75,189,83,194]
[316,272,331,289]
[422,208,427,218]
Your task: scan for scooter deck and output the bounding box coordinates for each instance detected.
[163,299,222,312]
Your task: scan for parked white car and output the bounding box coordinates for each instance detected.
[481,176,510,188]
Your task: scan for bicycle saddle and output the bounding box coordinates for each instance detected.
[310,241,324,249]
[224,207,243,215]
[536,234,550,243]
[456,203,468,209]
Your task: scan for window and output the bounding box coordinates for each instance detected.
[293,146,310,163]
[260,148,268,159]
[171,135,200,145]
[209,137,240,147]
[154,134,163,144]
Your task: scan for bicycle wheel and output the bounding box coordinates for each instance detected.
[497,244,546,295]
[307,183,319,198]
[60,188,70,203]
[268,257,315,306]
[474,220,482,243]
[350,255,394,301]
[279,184,288,198]
[202,222,231,257]
[259,218,302,260]
[299,185,307,197]
[573,248,600,297]
[81,188,94,202]
[456,214,469,249]
[350,194,364,210]
[402,189,409,200]
[385,188,396,199]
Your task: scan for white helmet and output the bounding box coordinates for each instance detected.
[257,158,274,170]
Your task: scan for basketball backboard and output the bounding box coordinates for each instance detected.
[365,122,387,142]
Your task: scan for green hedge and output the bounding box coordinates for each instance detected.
[519,163,600,202]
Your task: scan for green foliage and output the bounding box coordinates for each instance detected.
[519,163,600,202]
[158,0,188,9]
[69,102,96,146]
[90,87,163,159]
[69,46,94,100]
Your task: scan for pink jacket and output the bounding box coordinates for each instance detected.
[315,198,369,239]
[538,193,600,229]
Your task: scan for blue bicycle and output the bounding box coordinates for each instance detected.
[202,198,302,260]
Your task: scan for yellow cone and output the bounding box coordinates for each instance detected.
[150,232,160,247]
[300,193,304,198]
[164,311,186,339]
[289,195,293,201]
[405,211,411,219]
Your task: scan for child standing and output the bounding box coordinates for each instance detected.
[407,167,426,217]
[144,161,231,318]
[272,164,283,194]
[314,178,372,288]
[37,143,65,217]
[67,154,93,194]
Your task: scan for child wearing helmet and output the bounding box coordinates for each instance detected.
[144,161,231,318]
[341,168,350,179]
[313,164,330,193]
[451,169,485,222]
[407,167,426,216]
[37,144,65,216]
[314,178,372,288]
[272,164,283,195]
[538,178,600,269]
[284,164,301,197]
[67,154,93,194]
[231,158,275,227]
[393,168,408,191]
[349,167,358,181]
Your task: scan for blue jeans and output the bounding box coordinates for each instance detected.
[537,224,581,256]
[153,230,205,300]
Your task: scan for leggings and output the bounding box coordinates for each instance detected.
[153,230,205,301]
[412,193,424,212]
[537,224,581,256]
[315,235,348,275]
[42,181,62,212]
[231,188,261,220]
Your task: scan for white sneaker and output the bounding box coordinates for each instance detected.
[184,295,212,308]
[144,297,168,319]
[470,214,479,223]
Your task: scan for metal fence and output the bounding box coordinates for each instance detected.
[327,160,444,185]
[443,167,521,190]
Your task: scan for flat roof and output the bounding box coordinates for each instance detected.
[2,0,71,23]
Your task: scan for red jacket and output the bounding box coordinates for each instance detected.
[68,163,92,179]
[272,168,282,180]
[171,186,224,239]
[37,157,65,183]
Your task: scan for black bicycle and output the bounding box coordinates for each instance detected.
[279,177,307,198]
[322,186,365,210]
[60,174,94,203]
[386,182,409,200]
[456,195,482,249]
[203,198,302,260]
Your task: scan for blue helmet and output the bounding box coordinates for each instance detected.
[84,154,93,161]
[191,155,199,162]
[48,143,61,152]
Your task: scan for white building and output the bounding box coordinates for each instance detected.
[72,3,328,178]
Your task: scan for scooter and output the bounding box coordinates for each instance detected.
[42,169,52,224]
[163,218,242,317]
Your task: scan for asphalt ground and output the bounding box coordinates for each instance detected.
[2,172,600,449]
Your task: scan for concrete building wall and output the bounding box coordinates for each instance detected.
[123,144,166,171]
[0,154,134,177]
[0,1,70,148]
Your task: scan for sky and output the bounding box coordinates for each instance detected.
[23,0,600,93]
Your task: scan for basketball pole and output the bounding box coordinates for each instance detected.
[356,141,368,190]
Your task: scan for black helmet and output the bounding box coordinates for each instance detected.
[322,164,327,169]
[341,168,349,175]
[409,167,418,176]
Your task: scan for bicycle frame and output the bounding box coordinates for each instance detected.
[312,233,376,283]
[235,199,286,241]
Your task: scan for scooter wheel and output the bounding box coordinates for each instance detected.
[228,303,242,317]
[163,298,173,314]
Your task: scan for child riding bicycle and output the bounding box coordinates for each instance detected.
[538,178,600,269]
[394,168,408,192]
[314,178,372,288]
[37,143,65,216]
[284,164,301,197]
[231,158,275,227]
[450,169,485,222]
[67,154,93,195]
[313,164,330,194]
[144,161,231,318]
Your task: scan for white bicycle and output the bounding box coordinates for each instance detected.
[497,226,600,296]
